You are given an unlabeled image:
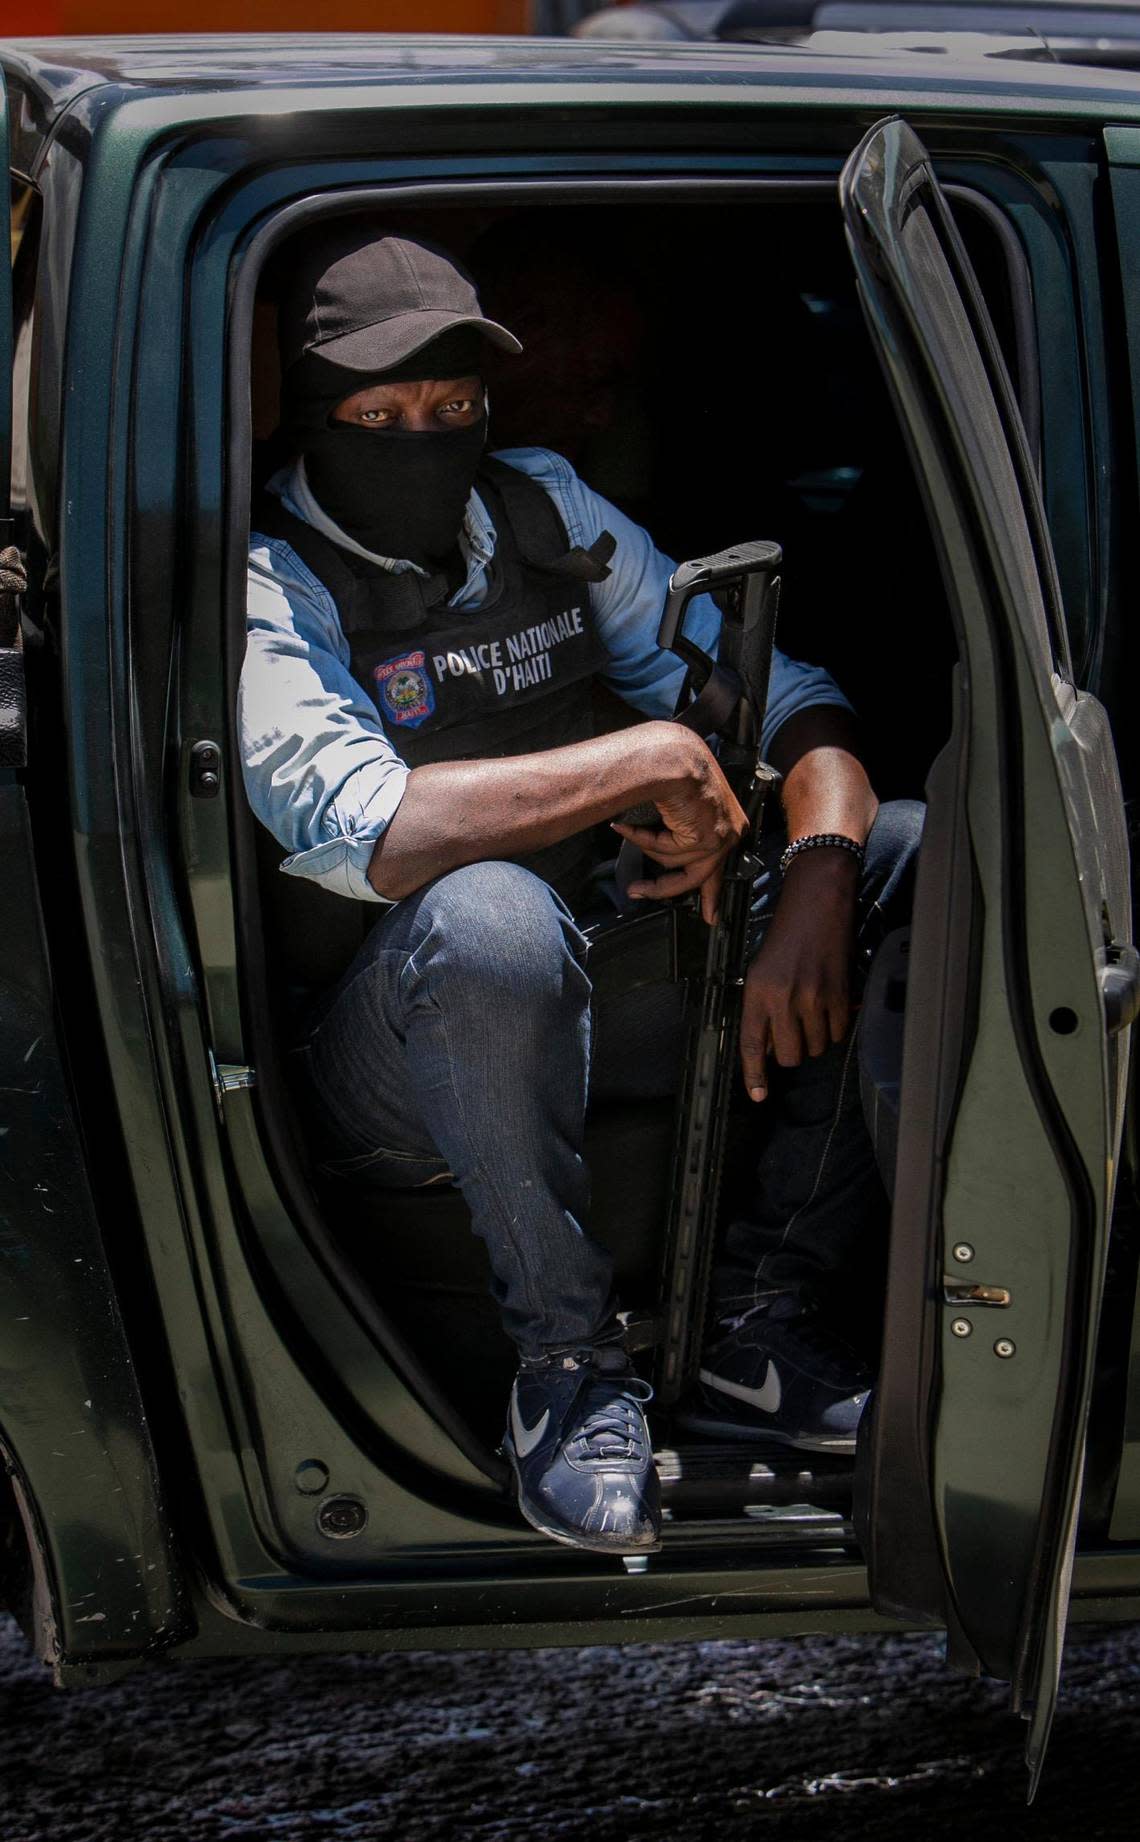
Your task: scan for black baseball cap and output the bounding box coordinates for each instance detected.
[278,224,523,377]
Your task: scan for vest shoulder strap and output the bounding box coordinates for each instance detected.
[252,492,361,606]
[479,457,616,585]
[251,493,450,633]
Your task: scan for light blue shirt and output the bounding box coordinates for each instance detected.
[240,446,852,903]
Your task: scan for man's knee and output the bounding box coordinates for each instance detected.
[858,799,925,934]
[865,798,923,885]
[868,798,924,861]
[412,861,589,1002]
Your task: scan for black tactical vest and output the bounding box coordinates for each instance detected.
[256,457,615,909]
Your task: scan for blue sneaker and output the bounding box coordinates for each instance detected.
[504,1342,662,1554]
[679,1291,872,1454]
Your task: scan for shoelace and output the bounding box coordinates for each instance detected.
[568,1372,654,1466]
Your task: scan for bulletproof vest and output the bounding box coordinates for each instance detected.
[256,457,615,909]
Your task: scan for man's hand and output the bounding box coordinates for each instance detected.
[370,719,748,905]
[740,849,860,1100]
[610,741,749,925]
[735,706,878,1102]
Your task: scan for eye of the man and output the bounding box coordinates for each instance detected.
[352,397,478,426]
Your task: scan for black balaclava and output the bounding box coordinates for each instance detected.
[282,327,488,568]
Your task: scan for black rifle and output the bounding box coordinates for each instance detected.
[645,542,783,1405]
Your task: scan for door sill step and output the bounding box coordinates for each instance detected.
[654,1440,853,1519]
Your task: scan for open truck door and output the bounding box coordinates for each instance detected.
[842,117,1136,1796]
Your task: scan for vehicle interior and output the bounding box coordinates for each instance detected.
[232,185,1067,1537]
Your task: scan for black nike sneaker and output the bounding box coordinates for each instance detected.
[504,1342,662,1555]
[678,1291,872,1454]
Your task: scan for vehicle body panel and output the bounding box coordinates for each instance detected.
[0,35,1137,1699]
[1100,120,1140,1546]
[0,67,185,1681]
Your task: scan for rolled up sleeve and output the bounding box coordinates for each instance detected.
[240,536,409,903]
[490,446,853,755]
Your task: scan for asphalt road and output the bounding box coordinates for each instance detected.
[0,1614,1138,1841]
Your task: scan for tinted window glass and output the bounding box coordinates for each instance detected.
[900,188,1064,676]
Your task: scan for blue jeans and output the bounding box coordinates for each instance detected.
[291,801,924,1360]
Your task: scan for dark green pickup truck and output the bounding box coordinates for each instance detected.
[2,30,1140,1794]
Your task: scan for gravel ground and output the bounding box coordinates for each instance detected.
[0,1615,1138,1841]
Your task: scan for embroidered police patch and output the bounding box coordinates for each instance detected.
[374,650,436,729]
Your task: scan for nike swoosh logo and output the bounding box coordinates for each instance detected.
[510,1395,551,1459]
[698,1360,782,1415]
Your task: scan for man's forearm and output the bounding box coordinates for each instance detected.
[368,720,710,901]
[768,707,878,847]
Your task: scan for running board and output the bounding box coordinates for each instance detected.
[654,1441,854,1519]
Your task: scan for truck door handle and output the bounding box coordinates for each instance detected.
[1100,942,1140,1035]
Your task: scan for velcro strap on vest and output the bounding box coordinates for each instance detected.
[540,531,616,584]
[360,566,451,628]
[481,456,615,583]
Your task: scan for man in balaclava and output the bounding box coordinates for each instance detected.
[241,224,922,1556]
[283,323,493,574]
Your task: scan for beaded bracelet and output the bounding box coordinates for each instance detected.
[778,832,866,877]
